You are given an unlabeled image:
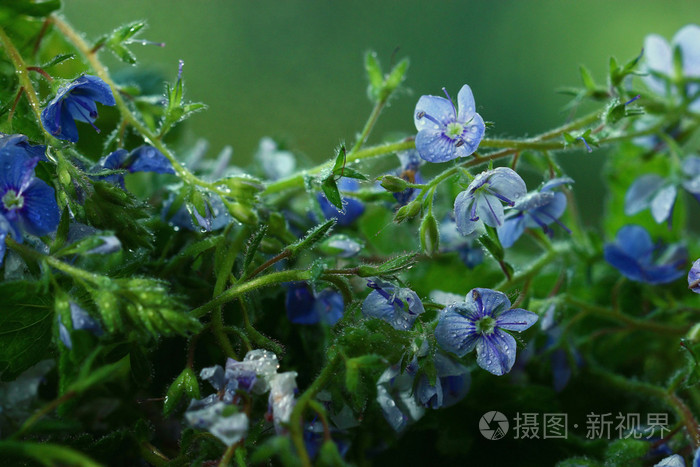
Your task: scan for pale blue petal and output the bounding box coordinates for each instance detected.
[496,308,538,331]
[625,174,665,215]
[434,306,480,357]
[604,244,645,282]
[414,95,453,131]
[458,113,485,157]
[541,177,574,192]
[456,84,477,122]
[416,129,458,162]
[486,167,527,202]
[674,24,700,77]
[498,214,525,248]
[464,288,511,318]
[650,183,677,223]
[476,193,505,228]
[454,191,478,236]
[688,258,700,293]
[616,225,654,259]
[476,330,517,376]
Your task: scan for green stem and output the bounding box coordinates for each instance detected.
[190,269,312,318]
[348,98,387,155]
[218,443,239,467]
[563,295,689,336]
[289,352,343,467]
[496,243,567,291]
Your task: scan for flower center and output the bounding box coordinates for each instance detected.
[475,316,496,335]
[2,189,24,211]
[446,122,464,139]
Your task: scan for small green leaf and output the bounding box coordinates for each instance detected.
[338,167,369,181]
[244,225,268,272]
[288,219,336,256]
[321,177,343,211]
[478,226,504,261]
[579,65,596,90]
[107,42,137,65]
[332,145,347,173]
[163,368,199,416]
[365,50,383,101]
[356,252,417,277]
[41,53,76,69]
[111,21,146,42]
[385,57,409,92]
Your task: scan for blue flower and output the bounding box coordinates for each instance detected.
[414,84,485,162]
[392,149,424,206]
[317,177,365,226]
[255,137,296,180]
[497,177,573,248]
[41,75,116,142]
[604,225,687,284]
[414,353,470,409]
[163,191,232,232]
[285,282,344,325]
[376,364,425,431]
[689,258,700,293]
[94,145,175,188]
[643,24,700,112]
[0,139,60,265]
[453,167,527,236]
[361,279,425,331]
[434,288,538,376]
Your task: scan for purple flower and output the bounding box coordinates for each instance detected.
[317,178,365,226]
[361,279,425,331]
[643,24,700,112]
[41,75,116,142]
[454,167,527,236]
[688,258,700,293]
[285,282,344,325]
[94,145,175,188]
[434,288,538,376]
[414,84,485,162]
[604,225,687,284]
[0,139,60,265]
[497,177,573,248]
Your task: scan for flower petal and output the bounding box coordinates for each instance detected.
[476,193,505,228]
[454,191,478,236]
[673,24,700,77]
[650,183,677,223]
[476,329,517,376]
[434,306,480,357]
[69,75,117,106]
[615,224,654,260]
[496,308,538,331]
[464,288,511,318]
[644,34,673,75]
[128,145,175,174]
[457,113,485,157]
[604,244,644,282]
[415,129,458,163]
[16,178,60,237]
[456,84,477,122]
[625,174,665,215]
[414,95,453,131]
[486,167,527,202]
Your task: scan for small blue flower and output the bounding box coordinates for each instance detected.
[317,177,365,226]
[376,364,425,431]
[163,191,232,232]
[453,167,527,236]
[94,145,175,188]
[643,24,700,112]
[285,282,344,325]
[392,149,424,206]
[604,225,687,284]
[434,288,538,376]
[0,140,60,263]
[255,137,296,180]
[58,302,103,349]
[361,279,425,331]
[41,75,116,142]
[415,353,470,409]
[497,177,573,248]
[689,258,700,293]
[439,218,484,268]
[414,84,485,162]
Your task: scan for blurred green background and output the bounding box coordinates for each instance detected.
[62,0,700,223]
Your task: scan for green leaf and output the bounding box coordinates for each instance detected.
[579,65,596,90]
[364,50,383,102]
[107,42,137,65]
[385,57,409,92]
[356,252,417,277]
[111,21,146,42]
[478,226,504,261]
[0,0,61,17]
[41,53,76,69]
[163,368,200,416]
[244,225,268,272]
[289,219,336,256]
[332,145,347,173]
[0,282,52,381]
[321,177,343,211]
[338,167,369,181]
